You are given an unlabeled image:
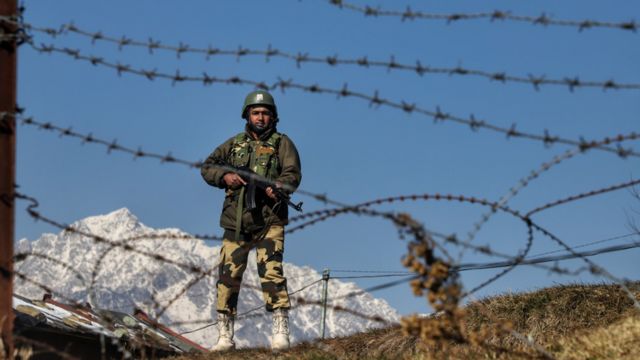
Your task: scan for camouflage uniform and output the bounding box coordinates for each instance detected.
[201,125,302,315]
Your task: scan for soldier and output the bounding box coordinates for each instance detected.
[200,90,302,351]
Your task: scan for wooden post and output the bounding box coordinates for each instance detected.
[0,0,18,358]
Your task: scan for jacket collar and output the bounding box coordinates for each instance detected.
[244,123,277,141]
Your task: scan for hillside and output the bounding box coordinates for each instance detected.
[169,282,640,359]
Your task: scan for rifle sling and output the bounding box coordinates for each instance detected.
[234,186,245,241]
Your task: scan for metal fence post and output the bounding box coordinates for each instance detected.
[0,0,18,358]
[320,268,330,339]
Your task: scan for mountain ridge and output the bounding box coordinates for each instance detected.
[15,208,400,349]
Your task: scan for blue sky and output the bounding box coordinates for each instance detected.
[15,0,640,317]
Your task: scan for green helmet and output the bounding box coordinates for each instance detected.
[241,90,278,120]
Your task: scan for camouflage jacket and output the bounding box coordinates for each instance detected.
[200,126,302,233]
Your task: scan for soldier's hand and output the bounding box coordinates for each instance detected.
[265,182,282,200]
[223,173,247,188]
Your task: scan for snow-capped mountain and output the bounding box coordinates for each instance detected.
[15,208,400,349]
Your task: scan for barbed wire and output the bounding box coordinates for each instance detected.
[464,221,534,297]
[12,179,640,355]
[331,273,417,280]
[12,19,640,92]
[13,251,88,286]
[284,192,547,299]
[323,0,639,33]
[12,142,637,310]
[0,12,27,50]
[445,234,578,276]
[13,114,639,270]
[10,21,640,353]
[528,232,638,258]
[282,185,640,300]
[6,4,640,358]
[331,269,412,274]
[15,182,638,295]
[5,111,334,207]
[20,42,640,157]
[287,193,548,264]
[458,133,640,261]
[526,178,640,216]
[287,205,520,267]
[292,210,578,275]
[457,238,640,272]
[287,200,574,276]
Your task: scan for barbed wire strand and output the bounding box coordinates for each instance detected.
[323,0,638,33]
[18,43,640,157]
[457,238,640,272]
[527,232,638,258]
[526,178,640,216]
[331,269,412,274]
[5,111,338,207]
[14,251,88,286]
[11,19,640,92]
[331,273,417,280]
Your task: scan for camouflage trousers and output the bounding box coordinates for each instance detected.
[216,225,291,315]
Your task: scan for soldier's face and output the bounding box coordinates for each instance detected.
[248,106,273,132]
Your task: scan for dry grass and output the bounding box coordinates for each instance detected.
[170,282,640,360]
[557,314,640,360]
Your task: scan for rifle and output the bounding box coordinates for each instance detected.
[242,166,303,212]
[210,159,303,213]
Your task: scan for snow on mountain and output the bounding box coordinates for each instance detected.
[15,208,400,349]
